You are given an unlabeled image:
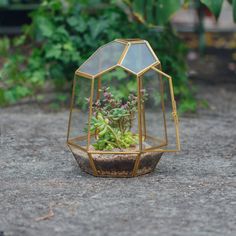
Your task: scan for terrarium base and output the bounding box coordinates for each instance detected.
[69,145,163,178]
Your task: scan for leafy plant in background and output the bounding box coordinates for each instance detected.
[88,87,147,150]
[123,0,236,25]
[0,0,235,111]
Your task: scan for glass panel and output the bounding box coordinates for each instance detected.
[141,68,167,150]
[121,43,156,74]
[68,77,91,148]
[78,41,125,76]
[141,66,179,152]
[159,69,179,151]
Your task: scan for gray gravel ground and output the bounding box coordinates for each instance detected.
[0,83,236,236]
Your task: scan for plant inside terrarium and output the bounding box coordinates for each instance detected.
[87,87,147,151]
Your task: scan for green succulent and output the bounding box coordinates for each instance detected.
[90,112,138,151]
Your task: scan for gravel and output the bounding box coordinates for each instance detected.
[0,83,235,236]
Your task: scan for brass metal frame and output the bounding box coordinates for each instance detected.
[144,40,160,62]
[158,64,168,145]
[117,43,130,65]
[67,39,180,177]
[137,76,143,152]
[118,64,137,75]
[87,78,95,151]
[75,70,94,79]
[114,39,127,44]
[151,66,181,152]
[115,38,143,43]
[139,66,168,152]
[132,76,143,176]
[137,61,160,77]
[140,76,146,140]
[67,74,76,142]
[94,65,117,79]
[76,39,160,78]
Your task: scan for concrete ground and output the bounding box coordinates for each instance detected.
[0,63,236,235]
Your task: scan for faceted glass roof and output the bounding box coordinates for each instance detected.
[76,39,160,77]
[121,43,156,73]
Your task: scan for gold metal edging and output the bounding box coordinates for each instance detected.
[68,134,95,142]
[137,76,143,151]
[117,42,131,65]
[140,77,146,140]
[157,64,168,146]
[137,61,160,77]
[118,64,137,76]
[151,66,180,152]
[142,149,178,153]
[88,151,140,155]
[151,66,171,79]
[87,153,98,176]
[144,141,168,151]
[67,141,87,152]
[82,77,98,175]
[75,71,94,79]
[144,40,160,62]
[132,76,143,176]
[67,74,76,142]
[132,153,141,176]
[169,83,180,151]
[114,39,128,45]
[93,65,117,78]
[129,40,146,44]
[87,78,95,151]
[116,38,143,43]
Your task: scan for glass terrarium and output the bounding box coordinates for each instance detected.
[67,39,180,177]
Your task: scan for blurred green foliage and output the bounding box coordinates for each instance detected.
[0,0,203,112]
[0,0,39,6]
[121,0,236,24]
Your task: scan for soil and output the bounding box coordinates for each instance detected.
[69,145,163,177]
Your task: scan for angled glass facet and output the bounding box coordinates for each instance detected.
[142,66,180,152]
[121,43,157,74]
[68,77,91,149]
[78,42,126,76]
[141,68,167,150]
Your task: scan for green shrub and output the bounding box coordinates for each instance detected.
[0,0,195,112]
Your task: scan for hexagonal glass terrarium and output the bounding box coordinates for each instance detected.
[67,39,180,177]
